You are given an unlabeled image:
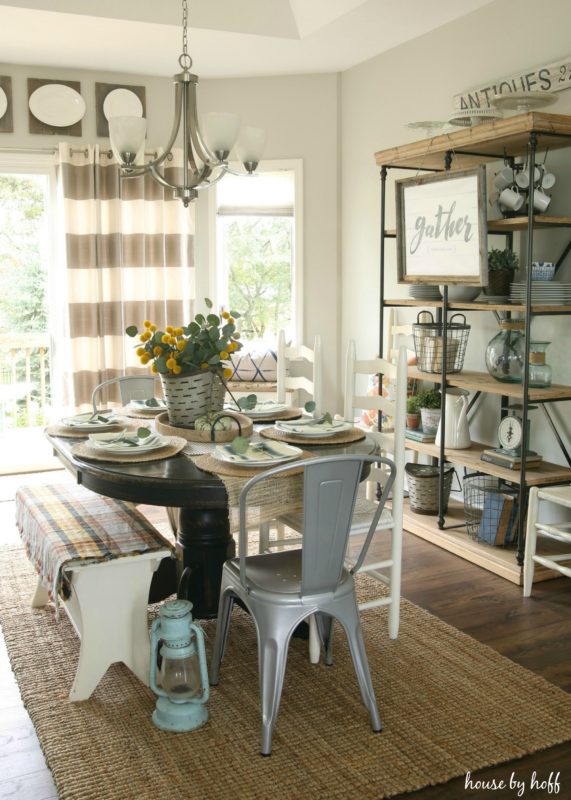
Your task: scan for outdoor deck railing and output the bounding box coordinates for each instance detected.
[0,332,50,429]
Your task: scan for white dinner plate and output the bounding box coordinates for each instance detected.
[214,440,302,467]
[228,401,288,417]
[60,413,121,431]
[275,419,352,437]
[88,432,166,454]
[0,87,7,121]
[103,88,143,121]
[29,84,86,127]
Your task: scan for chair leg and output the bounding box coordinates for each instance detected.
[388,526,402,640]
[210,591,235,685]
[259,522,271,553]
[523,488,539,598]
[308,615,320,664]
[31,578,49,608]
[334,597,382,732]
[315,612,334,666]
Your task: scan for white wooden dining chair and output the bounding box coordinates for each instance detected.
[276,343,407,647]
[523,485,571,596]
[276,329,323,412]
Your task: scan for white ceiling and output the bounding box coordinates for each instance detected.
[0,0,496,78]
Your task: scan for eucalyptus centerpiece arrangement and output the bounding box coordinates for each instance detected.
[126,298,243,426]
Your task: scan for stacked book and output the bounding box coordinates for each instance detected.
[405,428,435,443]
[480,448,543,470]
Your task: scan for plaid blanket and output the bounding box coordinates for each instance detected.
[15,483,173,615]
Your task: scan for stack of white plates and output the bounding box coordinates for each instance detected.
[509,281,571,305]
[408,285,442,300]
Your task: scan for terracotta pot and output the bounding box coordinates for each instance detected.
[160,369,226,426]
[406,412,420,430]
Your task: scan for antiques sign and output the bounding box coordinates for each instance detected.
[453,55,571,110]
[395,167,487,285]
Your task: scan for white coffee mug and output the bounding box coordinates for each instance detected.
[532,189,551,212]
[494,167,514,190]
[541,171,556,190]
[499,186,524,211]
[515,166,540,189]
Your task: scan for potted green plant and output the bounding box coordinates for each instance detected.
[486,248,519,297]
[417,388,442,434]
[406,394,421,429]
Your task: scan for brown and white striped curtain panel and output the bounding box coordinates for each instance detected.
[57,143,194,410]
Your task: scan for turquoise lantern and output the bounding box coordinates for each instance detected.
[149,599,209,732]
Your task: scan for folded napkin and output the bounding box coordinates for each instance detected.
[218,442,289,462]
[89,433,161,451]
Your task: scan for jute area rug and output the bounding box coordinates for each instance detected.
[2,545,571,800]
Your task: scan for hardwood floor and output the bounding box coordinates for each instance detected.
[1,472,570,799]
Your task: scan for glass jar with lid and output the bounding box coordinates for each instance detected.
[485,320,526,383]
[529,341,552,387]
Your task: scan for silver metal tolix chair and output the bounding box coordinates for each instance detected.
[210,454,395,756]
[91,375,157,414]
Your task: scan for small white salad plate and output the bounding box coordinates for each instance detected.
[88,432,166,454]
[214,440,301,467]
[128,398,166,414]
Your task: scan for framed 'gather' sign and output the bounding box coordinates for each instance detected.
[395,166,488,285]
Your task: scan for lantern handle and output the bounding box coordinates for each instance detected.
[190,621,210,704]
[149,617,167,697]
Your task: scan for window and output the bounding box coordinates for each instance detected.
[213,160,302,347]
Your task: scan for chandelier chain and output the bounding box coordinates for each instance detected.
[179,0,192,70]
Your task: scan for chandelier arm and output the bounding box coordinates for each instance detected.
[148,164,180,191]
[195,165,229,189]
[186,81,220,167]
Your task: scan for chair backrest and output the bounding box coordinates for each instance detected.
[344,342,407,531]
[91,375,157,412]
[276,330,323,412]
[238,454,396,596]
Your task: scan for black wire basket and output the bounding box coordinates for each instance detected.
[463,473,519,546]
[413,312,470,374]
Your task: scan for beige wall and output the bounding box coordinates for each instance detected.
[340,0,571,461]
[0,64,340,403]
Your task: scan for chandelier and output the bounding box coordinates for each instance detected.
[108,0,265,207]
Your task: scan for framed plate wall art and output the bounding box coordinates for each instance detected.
[0,76,13,133]
[95,82,146,137]
[395,166,488,286]
[28,78,85,135]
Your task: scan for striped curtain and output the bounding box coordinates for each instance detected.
[56,143,194,409]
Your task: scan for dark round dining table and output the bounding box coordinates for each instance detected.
[47,431,377,619]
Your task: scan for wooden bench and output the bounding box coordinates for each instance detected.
[15,483,174,701]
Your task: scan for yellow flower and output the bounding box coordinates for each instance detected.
[222,311,230,319]
[169,336,177,346]
[149,324,157,332]
[228,342,238,352]
[153,346,163,356]
[174,327,184,336]
[150,363,158,374]
[177,340,186,351]
[223,367,233,379]
[140,353,151,364]
[136,347,146,356]
[219,350,229,360]
[165,325,174,334]
[172,364,182,375]
[143,320,152,328]
[227,316,235,324]
[140,331,151,342]
[161,334,171,344]
[166,357,177,370]
[201,362,209,369]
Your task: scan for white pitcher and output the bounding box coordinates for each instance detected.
[435,388,471,449]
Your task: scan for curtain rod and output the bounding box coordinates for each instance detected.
[0,146,162,158]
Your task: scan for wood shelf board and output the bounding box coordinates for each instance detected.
[402,498,564,584]
[375,112,571,170]
[488,215,571,231]
[407,366,571,401]
[404,438,571,486]
[384,298,571,312]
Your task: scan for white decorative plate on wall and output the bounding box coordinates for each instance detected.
[103,88,143,120]
[0,87,7,120]
[29,84,86,126]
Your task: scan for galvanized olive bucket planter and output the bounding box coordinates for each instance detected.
[160,370,225,426]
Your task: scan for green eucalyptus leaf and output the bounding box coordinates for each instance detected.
[305,401,316,413]
[238,394,257,410]
[323,412,333,425]
[205,297,213,309]
[231,435,250,454]
[125,325,138,337]
[207,313,220,326]
[145,398,160,407]
[137,427,152,438]
[229,310,241,319]
[195,313,206,325]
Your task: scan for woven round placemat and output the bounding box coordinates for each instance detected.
[3,546,571,800]
[195,450,312,478]
[260,425,366,446]
[45,419,134,438]
[155,411,254,442]
[121,406,166,420]
[71,435,187,463]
